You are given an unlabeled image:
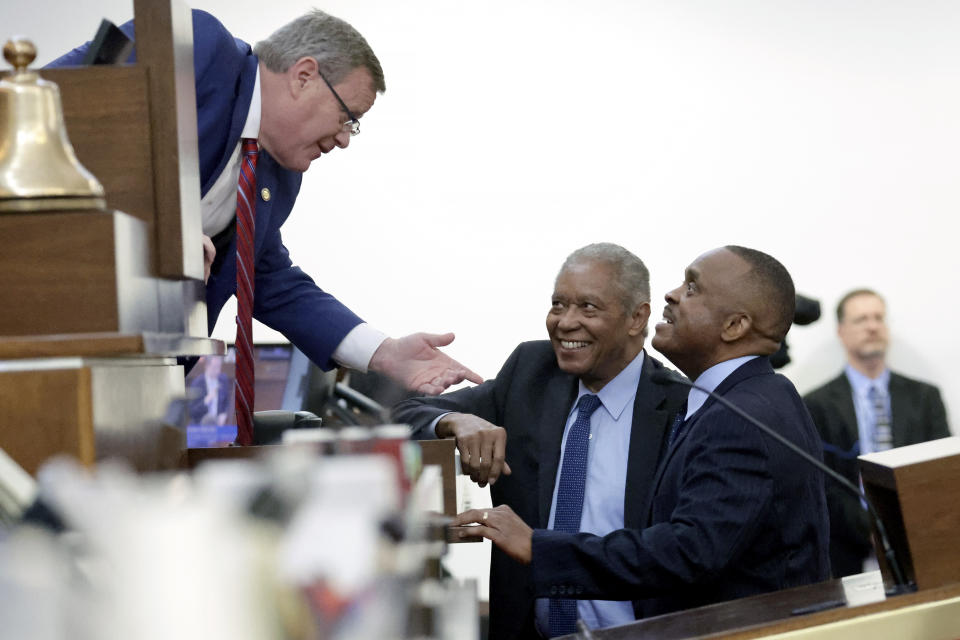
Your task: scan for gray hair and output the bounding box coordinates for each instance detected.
[558,243,651,313]
[254,9,386,93]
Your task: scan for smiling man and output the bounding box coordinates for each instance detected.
[50,10,480,403]
[452,246,829,634]
[393,243,686,639]
[804,289,949,578]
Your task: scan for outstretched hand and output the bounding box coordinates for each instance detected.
[453,505,533,564]
[369,332,483,395]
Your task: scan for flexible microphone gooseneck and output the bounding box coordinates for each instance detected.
[650,368,913,593]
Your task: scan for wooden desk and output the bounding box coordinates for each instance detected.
[573,580,960,639]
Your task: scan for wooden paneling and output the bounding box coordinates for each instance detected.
[0,368,95,475]
[134,0,202,280]
[39,66,155,225]
[0,211,119,335]
[419,438,457,517]
[35,0,202,281]
[860,437,960,591]
[0,333,223,360]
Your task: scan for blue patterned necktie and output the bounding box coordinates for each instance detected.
[549,393,602,638]
[869,385,893,451]
[668,404,688,446]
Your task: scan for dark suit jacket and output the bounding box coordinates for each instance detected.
[48,11,363,370]
[803,371,950,578]
[392,341,686,640]
[531,357,830,620]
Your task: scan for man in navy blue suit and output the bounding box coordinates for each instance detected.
[455,246,829,630]
[51,9,480,394]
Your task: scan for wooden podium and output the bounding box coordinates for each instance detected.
[0,0,222,475]
[859,435,960,591]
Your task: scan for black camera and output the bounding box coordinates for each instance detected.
[770,294,821,369]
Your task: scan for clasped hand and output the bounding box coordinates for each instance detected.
[437,413,511,487]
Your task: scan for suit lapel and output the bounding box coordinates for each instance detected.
[827,374,860,451]
[252,150,278,258]
[538,373,578,528]
[623,357,669,530]
[888,373,912,447]
[647,357,773,504]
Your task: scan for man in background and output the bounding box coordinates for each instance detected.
[393,243,686,639]
[804,288,949,578]
[454,246,829,632]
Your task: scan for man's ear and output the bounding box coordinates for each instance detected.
[720,312,751,343]
[628,302,651,337]
[287,56,319,94]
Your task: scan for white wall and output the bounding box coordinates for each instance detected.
[12,1,960,430]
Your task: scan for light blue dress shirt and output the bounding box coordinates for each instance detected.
[534,351,645,634]
[685,355,759,419]
[844,365,892,455]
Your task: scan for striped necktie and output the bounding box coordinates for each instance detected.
[869,384,893,451]
[549,393,602,637]
[234,138,258,446]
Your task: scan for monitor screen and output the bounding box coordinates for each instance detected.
[185,343,305,447]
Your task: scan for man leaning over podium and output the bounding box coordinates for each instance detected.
[49,9,481,397]
[454,246,830,635]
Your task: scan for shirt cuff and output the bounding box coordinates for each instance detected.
[423,412,454,440]
[332,323,389,372]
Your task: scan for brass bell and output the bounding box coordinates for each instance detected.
[0,37,105,212]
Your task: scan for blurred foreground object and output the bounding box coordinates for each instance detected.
[0,433,479,640]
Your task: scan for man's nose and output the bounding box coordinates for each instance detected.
[665,286,681,304]
[556,307,581,329]
[334,130,351,149]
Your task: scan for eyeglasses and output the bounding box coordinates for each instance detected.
[318,69,360,136]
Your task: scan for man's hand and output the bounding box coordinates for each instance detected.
[202,234,216,283]
[437,413,512,487]
[369,332,483,395]
[454,505,532,564]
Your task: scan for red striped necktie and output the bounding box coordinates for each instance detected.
[234,138,258,446]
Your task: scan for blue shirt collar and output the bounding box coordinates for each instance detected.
[686,355,759,419]
[575,351,645,421]
[845,364,890,398]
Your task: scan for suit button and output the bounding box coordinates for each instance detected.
[260,187,271,201]
[550,586,558,595]
[576,586,583,594]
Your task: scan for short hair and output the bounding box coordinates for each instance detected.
[724,245,796,342]
[558,243,651,313]
[836,288,883,323]
[254,10,386,93]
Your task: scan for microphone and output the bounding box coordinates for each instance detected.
[650,368,913,593]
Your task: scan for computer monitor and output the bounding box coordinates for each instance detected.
[184,343,305,446]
